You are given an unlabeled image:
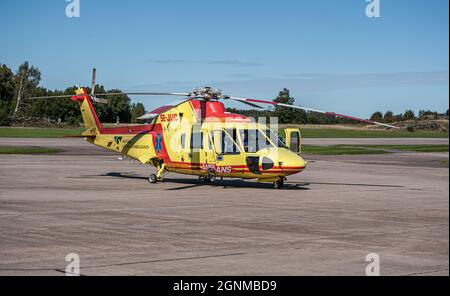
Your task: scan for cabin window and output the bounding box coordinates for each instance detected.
[239,129,274,153]
[211,129,240,155]
[180,134,186,150]
[190,131,203,150]
[203,132,213,151]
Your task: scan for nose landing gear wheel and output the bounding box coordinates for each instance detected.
[148,174,157,184]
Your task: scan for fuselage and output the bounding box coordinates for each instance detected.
[87,99,307,181]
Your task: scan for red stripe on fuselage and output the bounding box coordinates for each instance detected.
[86,97,103,129]
[169,161,303,169]
[99,125,154,135]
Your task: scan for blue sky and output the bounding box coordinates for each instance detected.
[0,0,448,117]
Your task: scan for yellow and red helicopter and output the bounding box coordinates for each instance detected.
[30,69,396,189]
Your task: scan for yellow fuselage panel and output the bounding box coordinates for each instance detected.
[93,133,156,163]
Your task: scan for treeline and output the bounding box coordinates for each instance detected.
[1,62,448,127]
[0,61,146,126]
[227,88,449,125]
[369,109,449,123]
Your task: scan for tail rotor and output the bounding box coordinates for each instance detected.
[90,68,108,104]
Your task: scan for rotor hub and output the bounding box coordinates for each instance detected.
[191,87,222,100]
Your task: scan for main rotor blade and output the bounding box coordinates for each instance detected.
[28,91,191,100]
[227,96,398,129]
[227,97,264,109]
[27,94,75,100]
[92,92,191,97]
[27,93,109,104]
[92,96,108,104]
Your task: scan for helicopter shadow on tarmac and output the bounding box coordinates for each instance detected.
[71,172,403,190]
[101,172,311,190]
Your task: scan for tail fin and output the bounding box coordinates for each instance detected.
[71,87,102,136]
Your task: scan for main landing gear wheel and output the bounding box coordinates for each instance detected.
[273,178,284,189]
[204,174,216,183]
[148,161,166,184]
[148,174,157,184]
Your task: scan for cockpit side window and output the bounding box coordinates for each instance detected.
[266,129,288,149]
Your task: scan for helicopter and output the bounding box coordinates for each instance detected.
[30,69,396,189]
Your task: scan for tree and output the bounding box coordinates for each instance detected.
[403,110,415,121]
[370,111,383,122]
[383,111,394,123]
[13,61,41,117]
[293,109,308,124]
[273,88,297,124]
[0,64,16,124]
[393,113,404,122]
[419,110,437,118]
[102,89,132,123]
[131,103,146,123]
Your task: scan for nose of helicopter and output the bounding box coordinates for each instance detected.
[279,151,306,174]
[261,149,306,175]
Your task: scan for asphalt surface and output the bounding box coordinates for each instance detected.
[0,138,448,275]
